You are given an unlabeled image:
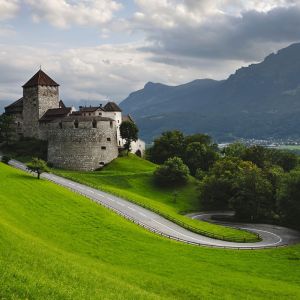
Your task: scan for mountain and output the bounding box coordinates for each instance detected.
[120,43,300,143]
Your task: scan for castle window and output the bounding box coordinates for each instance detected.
[89,113,91,116]
[101,146,106,150]
[92,119,97,128]
[107,137,111,142]
[74,120,79,128]
[110,121,113,128]
[17,122,20,127]
[59,122,62,129]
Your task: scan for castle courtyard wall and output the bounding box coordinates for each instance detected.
[47,121,118,171]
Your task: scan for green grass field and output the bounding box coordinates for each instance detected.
[0,163,300,299]
[53,155,257,242]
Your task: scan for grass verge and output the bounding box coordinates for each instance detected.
[0,162,300,299]
[53,154,258,242]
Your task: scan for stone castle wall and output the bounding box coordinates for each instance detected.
[23,86,59,139]
[47,120,118,171]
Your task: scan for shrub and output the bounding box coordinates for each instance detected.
[154,157,189,186]
[1,155,11,164]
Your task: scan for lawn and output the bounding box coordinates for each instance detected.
[53,154,258,242]
[0,163,300,299]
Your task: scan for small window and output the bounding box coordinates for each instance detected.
[74,120,79,128]
[59,122,62,129]
[99,112,102,116]
[118,120,120,123]
[92,119,97,128]
[110,121,113,128]
[107,137,111,141]
[99,162,105,166]
[89,113,91,116]
[17,122,20,127]
[101,146,106,150]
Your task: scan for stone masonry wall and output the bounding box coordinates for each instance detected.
[47,120,118,171]
[23,86,59,139]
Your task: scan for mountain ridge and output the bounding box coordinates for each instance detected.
[120,42,300,142]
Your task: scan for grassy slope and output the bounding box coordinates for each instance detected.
[53,155,257,242]
[1,163,300,299]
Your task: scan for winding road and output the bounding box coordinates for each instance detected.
[5,158,300,249]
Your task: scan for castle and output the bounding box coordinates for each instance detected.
[5,69,145,170]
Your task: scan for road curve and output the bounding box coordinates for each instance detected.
[189,212,300,248]
[6,159,300,249]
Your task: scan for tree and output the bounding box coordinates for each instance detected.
[199,157,251,210]
[230,165,273,221]
[185,142,219,175]
[154,157,190,186]
[277,169,300,229]
[26,158,49,179]
[185,133,212,146]
[148,131,186,164]
[270,149,298,172]
[0,114,13,145]
[241,145,270,169]
[223,142,247,158]
[120,121,138,155]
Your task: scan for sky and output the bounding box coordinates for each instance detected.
[1,0,300,109]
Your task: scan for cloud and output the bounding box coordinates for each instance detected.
[133,0,300,63]
[25,0,122,29]
[0,0,19,20]
[1,42,241,109]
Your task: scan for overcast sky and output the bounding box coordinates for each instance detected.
[1,0,300,108]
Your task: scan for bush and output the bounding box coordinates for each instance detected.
[1,155,11,164]
[47,161,54,168]
[154,157,190,186]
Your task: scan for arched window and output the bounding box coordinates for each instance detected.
[74,119,79,128]
[92,119,97,128]
[110,121,113,128]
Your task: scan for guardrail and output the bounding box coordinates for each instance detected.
[46,175,286,250]
[51,173,260,243]
[5,159,279,248]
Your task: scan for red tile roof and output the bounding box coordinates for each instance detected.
[23,70,59,88]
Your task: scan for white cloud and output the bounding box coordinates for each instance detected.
[0,42,244,108]
[25,0,122,29]
[0,0,19,20]
[131,0,300,64]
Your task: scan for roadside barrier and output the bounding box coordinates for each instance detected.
[6,159,288,250]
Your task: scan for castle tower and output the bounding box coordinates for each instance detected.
[22,69,60,138]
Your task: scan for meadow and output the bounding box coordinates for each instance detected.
[0,162,300,299]
[53,154,257,242]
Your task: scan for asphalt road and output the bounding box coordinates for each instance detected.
[5,159,300,249]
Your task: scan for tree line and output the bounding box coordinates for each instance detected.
[148,130,300,229]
